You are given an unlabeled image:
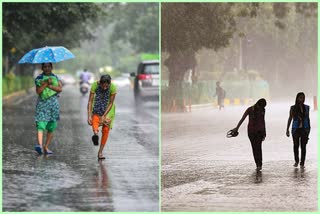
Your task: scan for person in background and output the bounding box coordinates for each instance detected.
[215,81,226,110]
[80,68,91,84]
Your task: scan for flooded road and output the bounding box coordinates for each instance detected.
[162,102,317,211]
[3,79,159,212]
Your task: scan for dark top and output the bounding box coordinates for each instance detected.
[290,104,310,134]
[246,106,266,135]
[216,86,225,99]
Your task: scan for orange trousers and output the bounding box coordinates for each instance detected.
[92,114,110,145]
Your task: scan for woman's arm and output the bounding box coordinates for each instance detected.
[36,80,49,95]
[233,108,249,131]
[47,81,63,93]
[87,92,95,125]
[286,109,293,137]
[103,94,116,119]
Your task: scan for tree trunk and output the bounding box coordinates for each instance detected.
[166,51,196,112]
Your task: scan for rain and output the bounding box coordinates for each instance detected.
[161,3,317,211]
[3,3,159,212]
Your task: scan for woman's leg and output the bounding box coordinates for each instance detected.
[98,125,110,158]
[249,134,262,168]
[292,131,301,165]
[256,140,262,167]
[92,115,100,135]
[37,131,44,147]
[36,122,46,152]
[44,132,54,151]
[44,121,57,153]
[300,130,309,166]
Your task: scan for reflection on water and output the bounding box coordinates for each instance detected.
[93,160,111,198]
[254,170,262,183]
[293,168,306,179]
[3,84,158,211]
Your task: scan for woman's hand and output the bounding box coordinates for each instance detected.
[231,127,238,133]
[100,117,111,126]
[286,130,290,137]
[104,118,111,125]
[41,81,49,87]
[87,116,92,125]
[47,78,52,85]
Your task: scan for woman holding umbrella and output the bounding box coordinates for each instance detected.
[18,46,74,155]
[34,62,62,155]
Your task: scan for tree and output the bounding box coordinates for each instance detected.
[109,3,159,53]
[3,3,104,73]
[162,2,317,106]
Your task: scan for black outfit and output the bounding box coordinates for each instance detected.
[290,104,310,166]
[293,128,309,166]
[247,107,266,168]
[216,86,225,108]
[248,134,263,168]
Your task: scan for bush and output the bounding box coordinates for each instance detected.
[161,79,270,107]
[3,75,34,96]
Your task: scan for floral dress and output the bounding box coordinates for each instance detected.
[34,73,60,122]
[90,81,117,128]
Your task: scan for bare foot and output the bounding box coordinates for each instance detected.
[98,153,105,159]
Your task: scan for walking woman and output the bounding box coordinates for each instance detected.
[87,74,116,159]
[286,92,310,168]
[34,63,62,155]
[231,98,267,171]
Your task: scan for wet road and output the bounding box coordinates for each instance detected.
[3,79,159,211]
[162,101,317,211]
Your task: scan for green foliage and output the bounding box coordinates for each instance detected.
[3,76,34,96]
[118,55,140,73]
[161,79,270,106]
[3,3,104,67]
[141,53,159,60]
[110,3,159,53]
[162,2,317,104]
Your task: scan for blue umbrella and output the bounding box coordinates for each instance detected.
[18,46,75,64]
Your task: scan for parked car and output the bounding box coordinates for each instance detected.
[130,60,159,102]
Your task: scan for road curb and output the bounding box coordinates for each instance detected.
[192,98,254,109]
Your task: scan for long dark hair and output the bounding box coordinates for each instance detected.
[252,98,266,118]
[293,92,305,118]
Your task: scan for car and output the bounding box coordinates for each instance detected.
[130,60,159,102]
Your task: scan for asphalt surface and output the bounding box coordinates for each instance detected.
[3,79,159,212]
[161,101,318,212]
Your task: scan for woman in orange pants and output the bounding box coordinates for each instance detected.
[87,75,116,159]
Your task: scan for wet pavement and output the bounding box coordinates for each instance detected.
[3,78,159,212]
[161,102,318,211]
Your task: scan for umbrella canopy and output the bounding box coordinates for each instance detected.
[18,46,75,64]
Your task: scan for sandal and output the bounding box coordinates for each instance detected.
[98,154,106,160]
[92,134,99,146]
[44,149,54,155]
[35,145,43,155]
